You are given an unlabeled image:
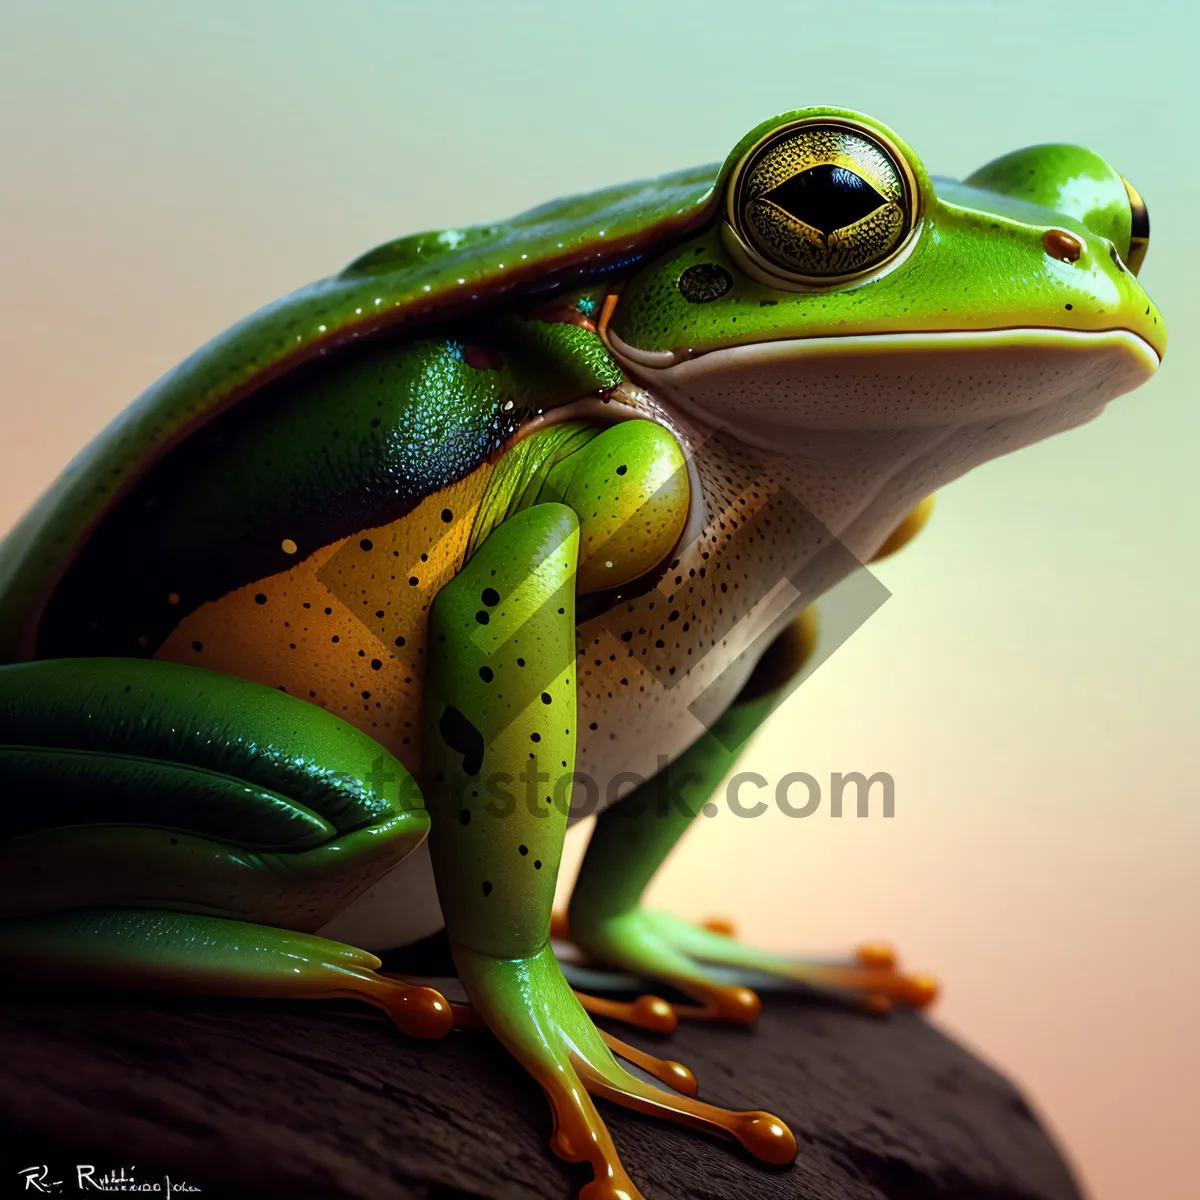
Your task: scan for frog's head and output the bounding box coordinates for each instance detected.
[602,107,1164,445]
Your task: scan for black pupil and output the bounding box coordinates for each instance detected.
[761,164,886,234]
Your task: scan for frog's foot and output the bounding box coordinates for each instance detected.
[455,942,795,1200]
[573,988,679,1033]
[313,967,453,1036]
[551,912,680,1032]
[0,908,454,1039]
[672,920,937,1016]
[568,908,938,1024]
[439,992,688,1088]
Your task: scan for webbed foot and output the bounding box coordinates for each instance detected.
[563,908,938,1023]
[456,942,795,1200]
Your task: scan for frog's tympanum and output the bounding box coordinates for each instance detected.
[0,110,1164,1197]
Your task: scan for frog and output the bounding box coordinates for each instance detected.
[0,106,1163,1200]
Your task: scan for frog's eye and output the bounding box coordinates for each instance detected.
[1120,175,1149,275]
[725,120,918,285]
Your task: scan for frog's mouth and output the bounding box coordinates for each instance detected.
[601,326,1160,444]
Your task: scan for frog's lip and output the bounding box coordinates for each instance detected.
[604,325,1162,373]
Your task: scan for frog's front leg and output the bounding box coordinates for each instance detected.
[564,605,938,1022]
[425,501,796,1200]
[0,658,451,1038]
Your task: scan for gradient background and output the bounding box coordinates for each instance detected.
[1,2,1196,1196]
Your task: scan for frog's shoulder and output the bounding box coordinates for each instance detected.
[0,163,721,660]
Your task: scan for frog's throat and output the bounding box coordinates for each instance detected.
[602,327,1159,444]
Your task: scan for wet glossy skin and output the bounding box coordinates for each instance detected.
[0,108,1164,1200]
[610,132,1163,358]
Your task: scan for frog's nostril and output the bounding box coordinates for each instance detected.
[1042,228,1084,263]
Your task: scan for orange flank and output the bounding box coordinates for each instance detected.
[155,469,492,776]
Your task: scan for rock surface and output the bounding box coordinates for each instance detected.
[0,978,1083,1200]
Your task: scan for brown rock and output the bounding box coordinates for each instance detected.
[0,984,1083,1199]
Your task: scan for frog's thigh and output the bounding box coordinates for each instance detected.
[0,657,448,1034]
[0,657,429,928]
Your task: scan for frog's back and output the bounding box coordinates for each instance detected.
[0,163,720,665]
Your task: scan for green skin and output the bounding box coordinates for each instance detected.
[0,106,1166,1197]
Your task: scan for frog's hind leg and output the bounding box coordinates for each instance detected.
[0,909,451,1037]
[564,607,937,1022]
[0,657,450,1037]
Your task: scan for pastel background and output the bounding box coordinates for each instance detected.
[1,2,1195,1196]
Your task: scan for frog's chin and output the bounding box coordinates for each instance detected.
[604,327,1160,443]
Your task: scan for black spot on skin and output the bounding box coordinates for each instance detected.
[516,657,525,667]
[533,860,542,870]
[370,658,382,670]
[540,692,552,705]
[519,844,528,855]
[439,705,485,776]
[409,576,420,586]
[191,641,203,652]
[479,665,494,682]
[620,631,633,642]
[254,593,267,605]
[475,610,490,625]
[360,538,373,551]
[459,809,471,825]
[481,880,493,897]
[481,587,500,606]
[441,508,454,523]
[395,636,406,647]
[679,262,733,303]
[616,464,628,476]
[530,732,541,742]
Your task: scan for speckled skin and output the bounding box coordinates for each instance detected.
[0,108,1166,1200]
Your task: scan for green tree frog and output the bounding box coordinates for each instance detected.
[0,108,1163,1199]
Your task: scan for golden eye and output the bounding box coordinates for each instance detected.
[726,120,918,284]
